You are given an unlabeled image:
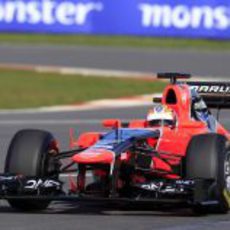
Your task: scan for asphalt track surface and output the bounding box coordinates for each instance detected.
[0,44,230,78]
[0,106,230,230]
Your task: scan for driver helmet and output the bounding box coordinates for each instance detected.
[146,105,176,127]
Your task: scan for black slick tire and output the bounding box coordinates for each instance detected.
[5,129,57,211]
[186,133,230,214]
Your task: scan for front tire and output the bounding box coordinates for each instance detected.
[186,133,230,214]
[5,129,58,211]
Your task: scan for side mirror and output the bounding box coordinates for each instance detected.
[102,119,121,128]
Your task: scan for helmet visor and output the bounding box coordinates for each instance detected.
[148,119,174,127]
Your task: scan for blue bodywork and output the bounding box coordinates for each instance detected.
[91,128,160,156]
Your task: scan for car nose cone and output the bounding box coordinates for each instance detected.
[72,148,114,164]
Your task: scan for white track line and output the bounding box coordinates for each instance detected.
[0,63,154,78]
[36,66,152,78]
[0,119,103,125]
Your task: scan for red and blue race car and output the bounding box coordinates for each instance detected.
[1,73,230,214]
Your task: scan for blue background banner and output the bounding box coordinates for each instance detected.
[0,0,229,39]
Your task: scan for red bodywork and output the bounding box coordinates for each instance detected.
[70,83,230,180]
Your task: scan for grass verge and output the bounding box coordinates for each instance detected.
[0,69,165,109]
[0,33,229,50]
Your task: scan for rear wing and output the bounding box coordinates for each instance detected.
[153,81,230,109]
[187,81,230,109]
[155,73,230,109]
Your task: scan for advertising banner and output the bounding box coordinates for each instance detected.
[0,0,229,39]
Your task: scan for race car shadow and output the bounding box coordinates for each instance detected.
[44,201,195,217]
[0,201,194,216]
[0,201,203,217]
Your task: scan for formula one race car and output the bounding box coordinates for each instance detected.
[1,73,230,214]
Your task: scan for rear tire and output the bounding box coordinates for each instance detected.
[5,129,58,211]
[186,133,230,214]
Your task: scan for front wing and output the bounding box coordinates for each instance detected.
[0,174,220,208]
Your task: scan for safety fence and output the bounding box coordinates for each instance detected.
[0,0,229,39]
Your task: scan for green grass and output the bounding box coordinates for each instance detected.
[0,69,165,109]
[0,33,229,50]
